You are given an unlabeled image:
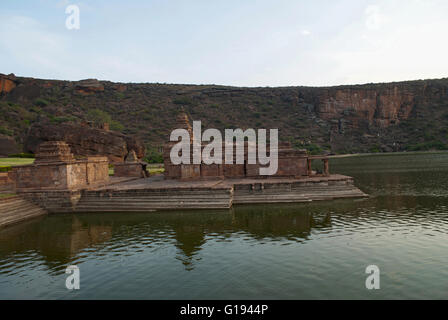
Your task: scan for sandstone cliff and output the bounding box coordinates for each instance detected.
[1,72,448,155]
[0,74,17,95]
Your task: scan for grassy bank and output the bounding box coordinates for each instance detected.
[0,158,35,172]
[1,158,165,175]
[108,163,164,176]
[0,158,35,166]
[329,150,448,159]
[0,193,15,199]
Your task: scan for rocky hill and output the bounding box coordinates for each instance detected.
[1,72,448,158]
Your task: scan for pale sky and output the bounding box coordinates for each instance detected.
[1,0,447,87]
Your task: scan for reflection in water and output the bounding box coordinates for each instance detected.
[0,205,330,272]
[1,195,444,272]
[1,152,448,299]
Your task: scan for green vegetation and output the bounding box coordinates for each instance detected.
[87,108,124,132]
[34,98,50,107]
[107,163,164,176]
[0,158,35,166]
[173,97,194,105]
[50,115,78,124]
[148,165,164,175]
[0,125,13,136]
[3,75,448,157]
[369,145,381,153]
[0,193,16,199]
[115,92,125,100]
[405,141,448,151]
[0,157,35,172]
[144,146,163,163]
[303,143,323,155]
[87,108,112,125]
[110,120,124,131]
[8,153,35,158]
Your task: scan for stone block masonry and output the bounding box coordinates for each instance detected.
[23,174,367,213]
[163,112,312,180]
[13,141,109,191]
[7,139,367,215]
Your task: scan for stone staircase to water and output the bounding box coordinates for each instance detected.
[0,195,47,228]
[232,178,367,204]
[72,187,234,212]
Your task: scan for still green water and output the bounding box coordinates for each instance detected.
[1,153,448,299]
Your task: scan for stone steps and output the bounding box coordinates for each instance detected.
[0,199,43,212]
[12,176,367,213]
[0,205,45,222]
[72,188,234,212]
[0,196,47,228]
[79,195,232,201]
[74,201,231,212]
[233,186,367,204]
[0,195,21,204]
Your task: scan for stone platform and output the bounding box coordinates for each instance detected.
[20,174,367,213]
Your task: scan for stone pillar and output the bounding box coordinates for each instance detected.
[323,159,330,176]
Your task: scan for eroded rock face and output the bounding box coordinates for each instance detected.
[74,79,104,95]
[314,85,416,128]
[0,74,17,95]
[1,72,448,154]
[25,123,145,162]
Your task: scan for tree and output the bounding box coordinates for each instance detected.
[86,109,111,126]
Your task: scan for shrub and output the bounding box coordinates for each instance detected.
[87,109,112,126]
[406,141,448,151]
[51,116,76,124]
[144,147,163,164]
[0,126,13,136]
[173,97,194,105]
[303,143,323,155]
[8,153,35,158]
[0,166,12,172]
[369,145,381,153]
[34,98,50,107]
[110,120,124,131]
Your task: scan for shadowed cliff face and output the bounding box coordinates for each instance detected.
[1,73,448,154]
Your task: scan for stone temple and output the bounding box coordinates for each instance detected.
[164,112,330,180]
[3,116,366,219]
[13,141,109,191]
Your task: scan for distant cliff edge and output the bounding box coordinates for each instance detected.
[1,72,448,156]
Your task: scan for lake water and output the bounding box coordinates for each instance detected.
[1,152,448,299]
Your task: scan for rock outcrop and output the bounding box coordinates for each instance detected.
[0,74,17,95]
[74,79,104,95]
[24,123,145,162]
[313,85,417,128]
[0,134,20,156]
[1,73,448,154]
